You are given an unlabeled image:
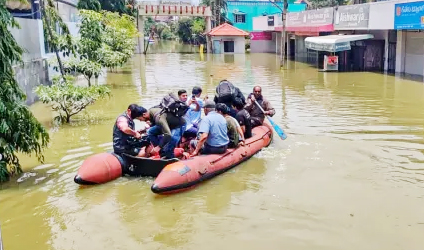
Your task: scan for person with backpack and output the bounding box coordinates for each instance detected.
[147,92,189,159]
[178,89,188,102]
[213,80,246,118]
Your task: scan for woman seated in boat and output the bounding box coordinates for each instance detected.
[113,104,150,157]
[189,100,229,156]
[216,103,245,148]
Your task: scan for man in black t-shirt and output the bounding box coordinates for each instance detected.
[233,100,252,139]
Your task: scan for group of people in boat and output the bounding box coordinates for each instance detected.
[112,80,275,160]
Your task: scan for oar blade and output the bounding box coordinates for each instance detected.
[267,117,287,140]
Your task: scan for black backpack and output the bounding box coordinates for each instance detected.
[216,80,236,103]
[157,93,189,117]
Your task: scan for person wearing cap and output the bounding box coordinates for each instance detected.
[190,100,229,156]
[216,103,245,148]
[113,104,150,157]
[183,86,204,138]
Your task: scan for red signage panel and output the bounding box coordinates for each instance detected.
[250,32,273,41]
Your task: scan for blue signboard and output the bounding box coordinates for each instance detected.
[394,1,424,29]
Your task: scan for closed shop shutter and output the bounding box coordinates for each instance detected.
[405,31,424,76]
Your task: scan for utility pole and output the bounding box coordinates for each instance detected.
[281,0,287,68]
[269,0,287,68]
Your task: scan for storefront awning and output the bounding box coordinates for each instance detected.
[304,34,374,52]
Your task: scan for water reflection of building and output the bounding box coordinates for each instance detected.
[251,0,424,78]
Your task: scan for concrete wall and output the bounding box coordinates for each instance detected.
[295,36,307,62]
[57,0,79,22]
[9,18,45,62]
[250,32,279,53]
[252,14,282,31]
[212,36,246,54]
[368,1,395,30]
[9,16,79,104]
[13,60,49,105]
[66,21,80,36]
[403,31,424,76]
[251,39,275,53]
[396,30,406,74]
[9,18,49,105]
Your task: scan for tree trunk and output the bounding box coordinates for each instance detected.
[39,0,65,80]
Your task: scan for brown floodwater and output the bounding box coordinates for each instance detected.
[1,41,424,250]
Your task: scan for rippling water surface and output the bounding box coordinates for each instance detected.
[1,41,424,250]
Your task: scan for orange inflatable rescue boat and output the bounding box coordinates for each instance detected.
[151,125,273,194]
[73,148,184,185]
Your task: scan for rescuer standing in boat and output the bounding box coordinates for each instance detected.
[245,86,275,128]
[113,104,150,157]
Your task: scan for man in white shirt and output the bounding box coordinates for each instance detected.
[183,86,204,138]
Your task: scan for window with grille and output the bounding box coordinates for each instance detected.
[234,14,246,23]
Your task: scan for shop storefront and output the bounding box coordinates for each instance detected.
[333,3,386,72]
[304,34,374,71]
[394,1,424,77]
[283,7,334,65]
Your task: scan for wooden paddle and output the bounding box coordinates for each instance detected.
[254,100,287,140]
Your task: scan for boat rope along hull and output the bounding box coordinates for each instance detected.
[151,125,273,194]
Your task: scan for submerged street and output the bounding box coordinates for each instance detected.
[1,41,424,250]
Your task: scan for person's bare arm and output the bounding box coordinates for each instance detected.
[117,116,140,138]
[191,132,208,156]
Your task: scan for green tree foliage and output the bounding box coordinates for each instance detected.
[41,0,74,79]
[77,0,101,11]
[36,9,138,123]
[80,10,138,70]
[308,0,347,9]
[98,0,136,16]
[144,17,156,37]
[35,76,110,123]
[0,0,50,182]
[48,10,138,84]
[155,22,176,40]
[61,57,102,85]
[191,18,206,44]
[201,0,228,26]
[177,17,206,44]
